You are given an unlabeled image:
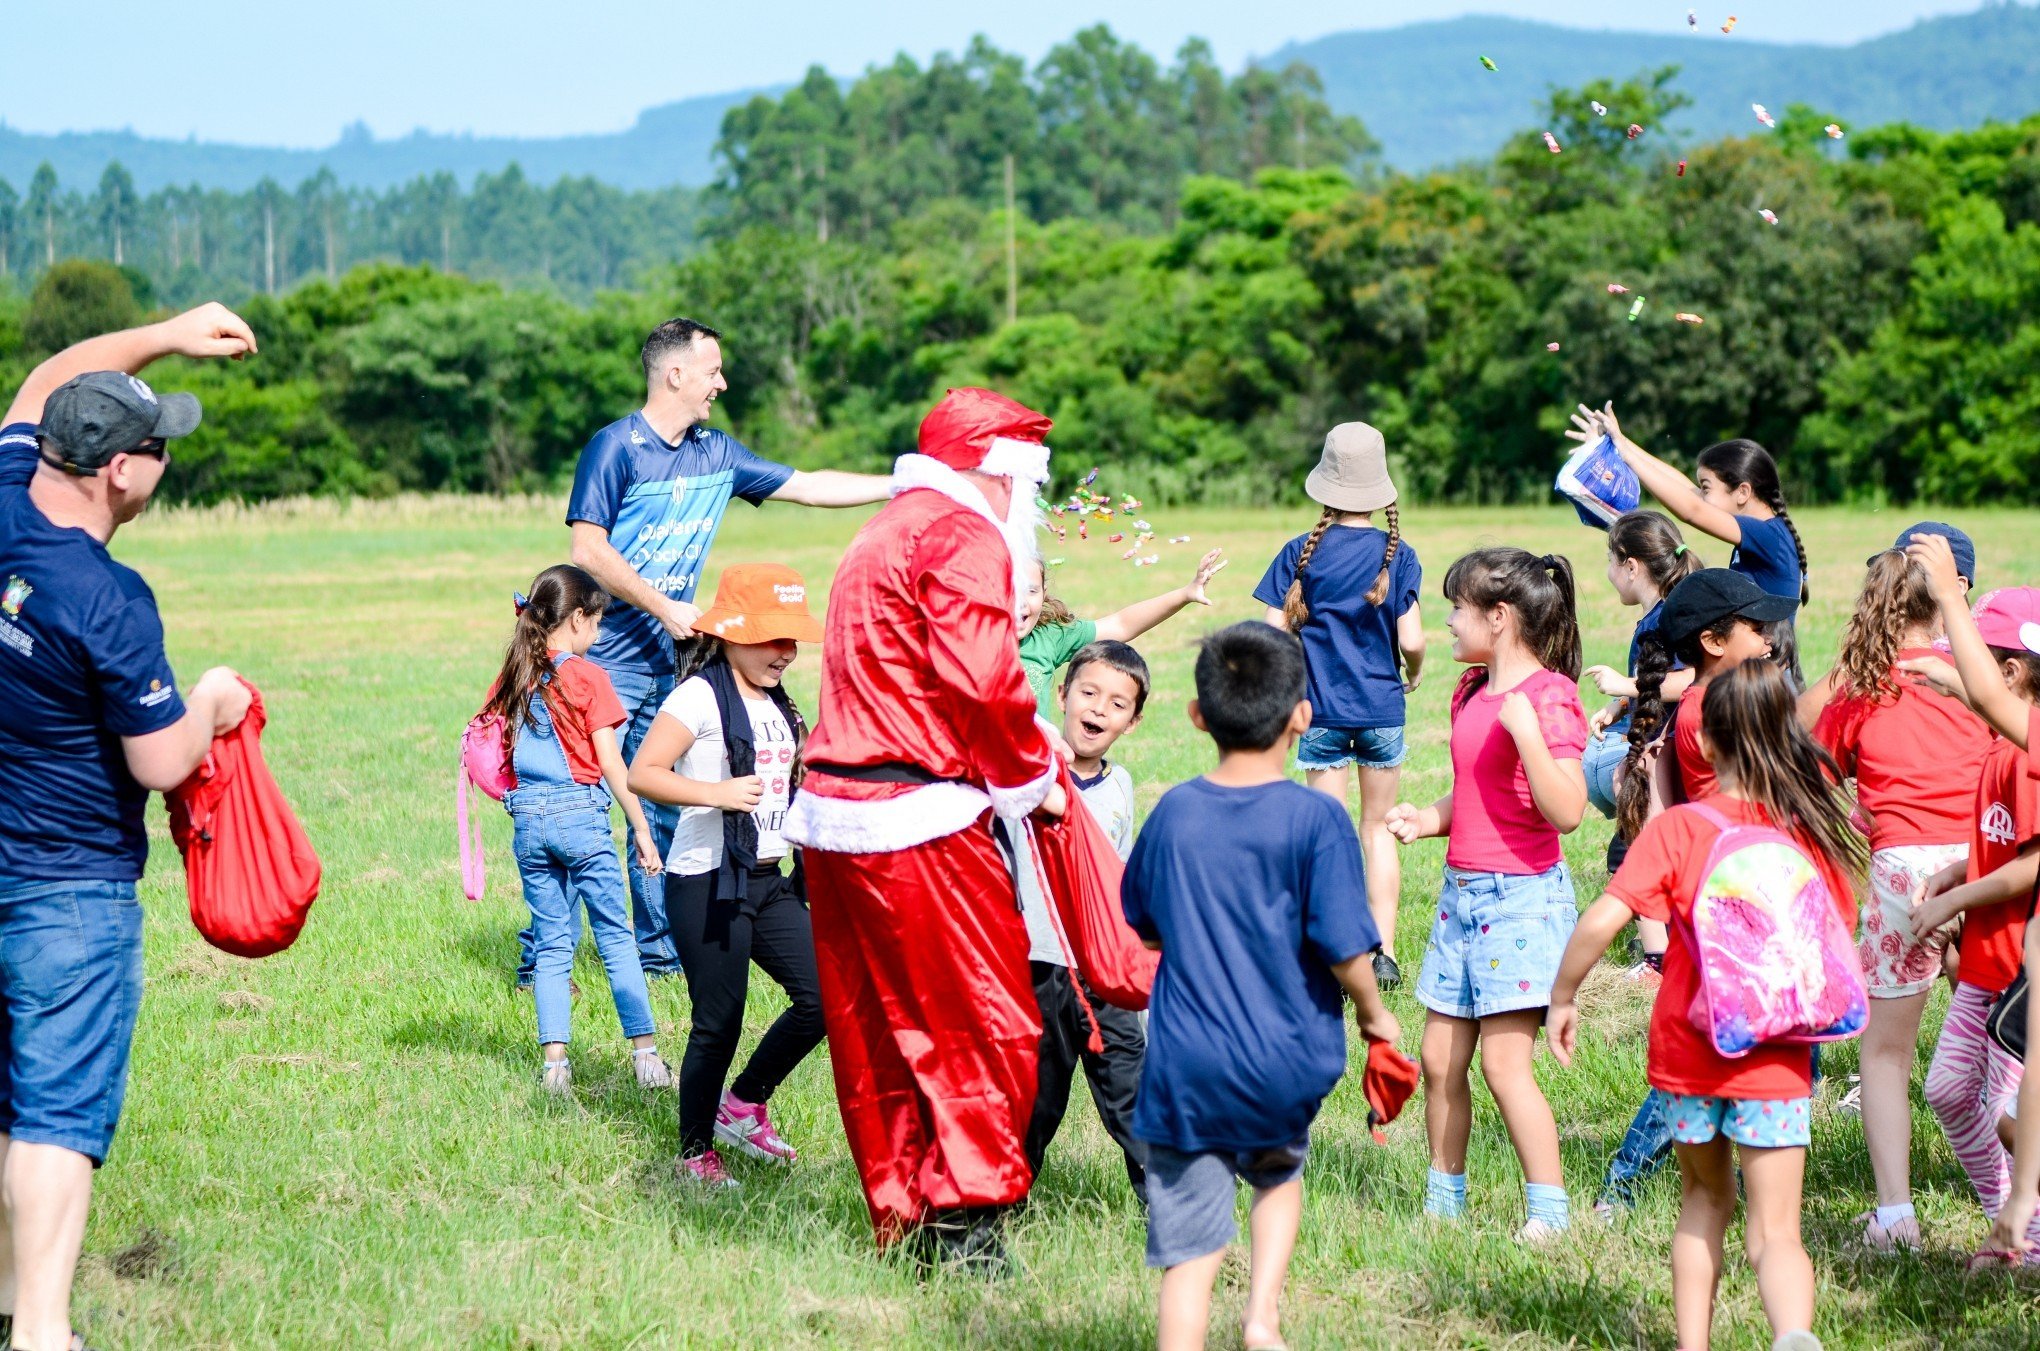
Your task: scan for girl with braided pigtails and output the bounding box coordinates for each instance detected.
[1566,404,1808,686]
[1255,422,1424,990]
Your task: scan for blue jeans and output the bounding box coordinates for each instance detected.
[1584,720,1630,819]
[1601,1088,1674,1207]
[508,785,657,1046]
[516,662,677,980]
[0,878,145,1163]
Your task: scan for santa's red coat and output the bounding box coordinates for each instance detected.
[786,456,1056,1241]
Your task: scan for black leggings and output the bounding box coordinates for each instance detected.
[666,864,826,1157]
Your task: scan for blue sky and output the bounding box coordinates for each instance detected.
[0,0,2006,147]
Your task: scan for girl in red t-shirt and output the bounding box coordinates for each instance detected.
[1808,548,1992,1251]
[1386,547,1588,1239]
[1548,663,1863,1351]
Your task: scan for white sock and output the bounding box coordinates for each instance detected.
[1874,1202,1915,1229]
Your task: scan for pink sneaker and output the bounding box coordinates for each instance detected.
[676,1149,739,1189]
[715,1091,798,1163]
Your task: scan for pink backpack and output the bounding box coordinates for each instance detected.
[1677,803,1867,1057]
[456,711,512,901]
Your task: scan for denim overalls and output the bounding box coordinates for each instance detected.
[504,657,656,1046]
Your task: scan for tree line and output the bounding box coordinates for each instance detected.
[0,28,2035,506]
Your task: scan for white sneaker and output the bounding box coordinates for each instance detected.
[1771,1333,1823,1351]
[1514,1218,1567,1245]
[632,1048,673,1088]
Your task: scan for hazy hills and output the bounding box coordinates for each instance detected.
[3,2,2037,192]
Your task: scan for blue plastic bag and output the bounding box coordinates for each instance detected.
[1555,435,1640,530]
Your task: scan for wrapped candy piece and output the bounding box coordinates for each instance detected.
[1825,124,1845,140]
[1688,8,1698,28]
[1133,519,1151,532]
[1170,535,1192,544]
[1480,55,1497,71]
[1093,508,1113,521]
[1590,101,1608,117]
[1677,159,1688,177]
[1047,558,1065,567]
[1722,15,1738,34]
[1674,313,1705,325]
[1627,124,1644,140]
[1753,103,1775,128]
[1628,296,1647,322]
[1078,521,1088,540]
[1758,208,1778,225]
[1607,283,1630,295]
[1120,547,1139,560]
[1120,496,1142,511]
[1080,468,1099,487]
[1136,554,1160,568]
[1034,496,1050,511]
[1543,131,1562,154]
[1547,342,1562,352]
[1108,533,1124,543]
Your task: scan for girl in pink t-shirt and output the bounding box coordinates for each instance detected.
[1387,547,1589,1239]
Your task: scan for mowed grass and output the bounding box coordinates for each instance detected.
[70,496,2040,1348]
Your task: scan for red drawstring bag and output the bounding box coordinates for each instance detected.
[1362,1038,1420,1144]
[166,678,322,958]
[1028,763,1158,1012]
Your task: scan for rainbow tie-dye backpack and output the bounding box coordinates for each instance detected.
[1678,803,1867,1058]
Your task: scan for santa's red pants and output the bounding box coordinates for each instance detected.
[805,822,1041,1242]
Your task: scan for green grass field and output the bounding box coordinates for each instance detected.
[72,498,2040,1348]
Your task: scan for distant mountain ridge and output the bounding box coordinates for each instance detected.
[3,2,2038,193]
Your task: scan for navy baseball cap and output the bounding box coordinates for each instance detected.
[38,371,201,474]
[1888,521,1976,585]
[1658,569,1798,650]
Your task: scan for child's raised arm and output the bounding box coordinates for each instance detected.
[1499,691,1588,833]
[1567,402,1746,550]
[1095,549,1227,643]
[594,724,662,876]
[1545,893,1638,1066]
[1905,532,2029,749]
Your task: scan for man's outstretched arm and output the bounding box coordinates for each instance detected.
[771,469,892,508]
[4,303,256,427]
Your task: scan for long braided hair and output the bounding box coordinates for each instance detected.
[1697,439,1808,608]
[1282,503,1402,631]
[482,564,610,749]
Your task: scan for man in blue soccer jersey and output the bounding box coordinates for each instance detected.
[563,318,891,977]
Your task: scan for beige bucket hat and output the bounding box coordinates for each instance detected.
[1305,422,1397,513]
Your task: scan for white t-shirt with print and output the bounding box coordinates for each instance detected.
[655,675,796,876]
[1019,763,1138,967]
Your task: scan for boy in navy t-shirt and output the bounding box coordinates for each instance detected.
[1122,622,1401,1351]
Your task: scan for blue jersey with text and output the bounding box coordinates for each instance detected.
[565,412,793,672]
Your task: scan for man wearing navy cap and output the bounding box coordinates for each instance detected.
[0,303,259,1351]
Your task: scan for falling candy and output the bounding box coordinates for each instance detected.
[1590,100,1608,117]
[1722,15,1738,34]
[1034,496,1050,511]
[1607,283,1630,295]
[1047,558,1065,567]
[1627,123,1644,140]
[1133,519,1152,532]
[1120,547,1139,560]
[1543,131,1562,154]
[1825,123,1845,140]
[1480,55,1497,71]
[1079,468,1099,487]
[1107,533,1124,543]
[1119,496,1142,511]
[1546,342,1562,352]
[1136,554,1160,568]
[1674,313,1705,325]
[1170,535,1192,544]
[1688,9,1698,28]
[1628,296,1647,322]
[1758,208,1778,225]
[1677,159,1688,177]
[1752,103,1775,128]
[1078,521,1088,540]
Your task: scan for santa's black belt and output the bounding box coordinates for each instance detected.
[807,761,951,786]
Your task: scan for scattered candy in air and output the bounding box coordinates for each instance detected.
[1480,55,1497,71]
[1546,342,1561,352]
[1753,103,1775,128]
[1607,283,1630,295]
[1135,554,1160,568]
[1627,124,1644,140]
[1677,159,1688,177]
[1758,207,1778,225]
[1825,123,1845,139]
[1543,131,1562,154]
[1133,519,1152,532]
[1170,535,1192,544]
[1688,9,1698,29]
[1120,547,1139,560]
[1108,533,1124,543]
[1590,100,1608,117]
[1722,15,1738,34]
[1047,557,1065,567]
[1674,313,1705,325]
[1078,521,1088,539]
[1034,496,1050,510]
[1119,496,1142,511]
[1628,296,1647,322]
[1080,468,1099,486]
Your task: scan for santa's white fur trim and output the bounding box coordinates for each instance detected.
[889,452,1039,606]
[987,760,1057,820]
[979,436,1052,486]
[783,782,993,854]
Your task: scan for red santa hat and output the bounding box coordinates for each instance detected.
[917,387,1053,485]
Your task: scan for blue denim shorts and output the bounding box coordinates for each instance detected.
[1144,1136,1309,1268]
[1296,725,1406,772]
[1663,1093,1811,1149]
[1417,861,1577,1019]
[0,878,145,1163]
[1583,724,1630,819]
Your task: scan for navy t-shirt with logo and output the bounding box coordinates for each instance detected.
[565,413,793,673]
[0,423,185,882]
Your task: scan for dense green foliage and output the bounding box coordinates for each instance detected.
[2,25,2040,507]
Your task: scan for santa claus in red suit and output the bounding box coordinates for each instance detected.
[784,387,1066,1267]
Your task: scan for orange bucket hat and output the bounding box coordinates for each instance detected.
[696,563,825,645]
